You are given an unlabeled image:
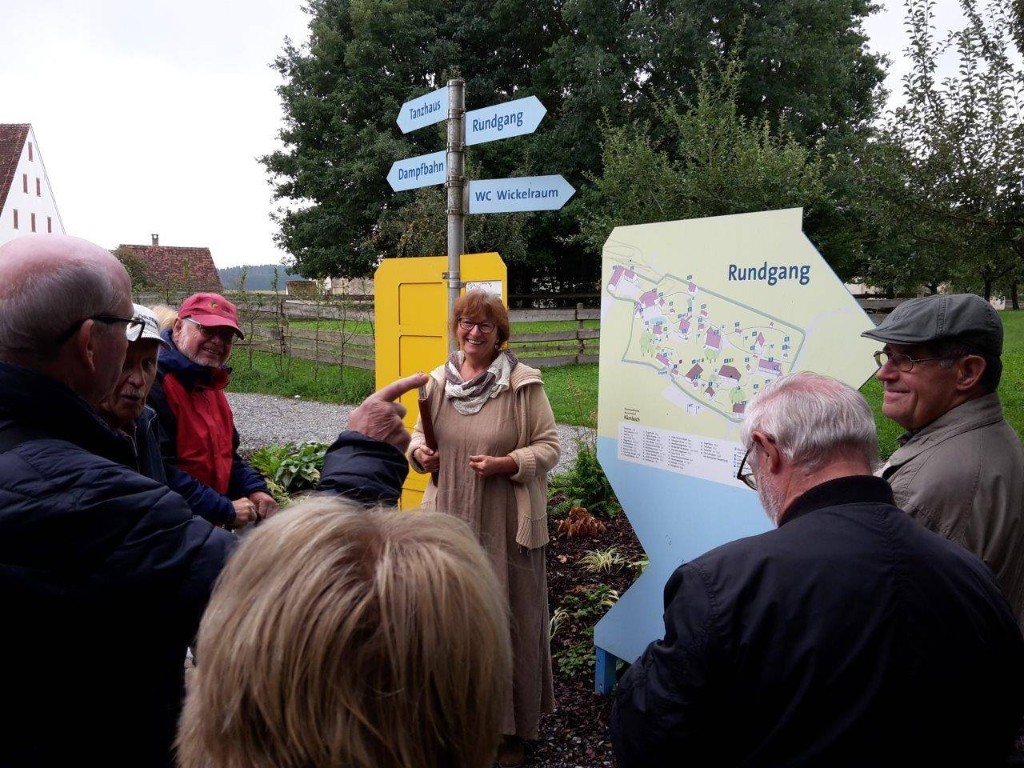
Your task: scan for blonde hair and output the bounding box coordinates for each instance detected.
[149,303,178,332]
[176,498,511,768]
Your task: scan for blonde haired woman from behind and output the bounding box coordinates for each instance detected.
[176,497,511,768]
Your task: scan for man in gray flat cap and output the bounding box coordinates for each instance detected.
[862,293,1024,628]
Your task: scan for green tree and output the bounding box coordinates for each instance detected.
[581,59,834,265]
[114,246,153,292]
[873,0,1024,299]
[263,0,885,291]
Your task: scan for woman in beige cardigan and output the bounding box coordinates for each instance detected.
[409,289,560,768]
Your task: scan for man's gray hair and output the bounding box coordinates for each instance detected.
[0,260,121,365]
[740,371,880,473]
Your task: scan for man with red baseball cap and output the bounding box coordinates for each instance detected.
[149,292,276,529]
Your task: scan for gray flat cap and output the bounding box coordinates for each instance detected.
[861,294,1002,357]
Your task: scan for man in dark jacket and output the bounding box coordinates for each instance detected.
[611,372,1024,767]
[0,234,427,766]
[0,235,237,767]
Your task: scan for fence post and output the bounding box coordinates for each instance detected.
[576,302,586,363]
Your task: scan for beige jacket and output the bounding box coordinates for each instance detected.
[882,393,1024,628]
[408,362,560,549]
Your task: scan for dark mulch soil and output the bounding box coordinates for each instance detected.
[528,501,644,768]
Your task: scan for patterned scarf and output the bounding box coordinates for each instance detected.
[444,349,518,415]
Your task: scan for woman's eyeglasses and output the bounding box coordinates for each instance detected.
[458,317,496,333]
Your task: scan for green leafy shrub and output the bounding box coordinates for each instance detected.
[549,434,620,518]
[249,441,328,497]
[552,585,620,676]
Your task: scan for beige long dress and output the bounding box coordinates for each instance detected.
[409,362,560,740]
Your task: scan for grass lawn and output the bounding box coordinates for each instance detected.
[230,311,1024,459]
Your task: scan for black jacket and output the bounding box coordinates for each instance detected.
[611,476,1024,767]
[0,361,235,767]
[128,406,237,525]
[318,430,410,505]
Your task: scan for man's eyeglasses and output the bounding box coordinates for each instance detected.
[736,446,757,490]
[184,317,236,342]
[458,317,496,333]
[873,350,952,373]
[55,314,145,345]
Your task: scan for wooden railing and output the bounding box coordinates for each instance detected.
[140,293,906,371]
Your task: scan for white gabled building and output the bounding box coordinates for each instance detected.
[0,124,65,246]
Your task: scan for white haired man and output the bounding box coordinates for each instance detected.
[611,372,1024,766]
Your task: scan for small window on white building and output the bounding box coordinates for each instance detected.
[12,210,18,229]
[36,178,41,197]
[22,174,28,193]
[28,142,34,161]
[47,216,53,233]
[30,213,36,232]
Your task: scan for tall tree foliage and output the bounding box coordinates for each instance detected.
[580,58,834,264]
[263,0,884,288]
[873,0,1024,298]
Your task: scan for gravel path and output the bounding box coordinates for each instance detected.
[226,392,593,477]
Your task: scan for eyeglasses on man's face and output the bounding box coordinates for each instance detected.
[458,317,496,333]
[736,446,757,490]
[55,314,145,345]
[184,317,236,342]
[872,349,952,373]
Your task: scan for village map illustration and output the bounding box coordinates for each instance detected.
[607,262,804,423]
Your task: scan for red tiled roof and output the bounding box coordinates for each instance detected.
[0,124,30,214]
[117,243,223,292]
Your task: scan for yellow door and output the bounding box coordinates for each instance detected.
[374,253,506,508]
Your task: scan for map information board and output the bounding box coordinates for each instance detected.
[592,208,879,691]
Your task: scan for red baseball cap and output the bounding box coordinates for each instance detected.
[178,292,244,339]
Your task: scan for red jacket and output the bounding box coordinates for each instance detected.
[159,369,234,494]
[149,332,268,501]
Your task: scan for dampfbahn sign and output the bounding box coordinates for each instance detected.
[387,150,446,192]
[468,175,575,214]
[465,96,546,146]
[396,85,449,134]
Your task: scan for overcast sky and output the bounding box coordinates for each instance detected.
[2,1,966,269]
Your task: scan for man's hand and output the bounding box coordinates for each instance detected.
[230,497,258,529]
[249,491,278,522]
[348,372,429,453]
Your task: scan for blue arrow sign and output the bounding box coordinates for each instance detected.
[387,151,446,192]
[396,86,449,133]
[468,175,575,214]
[465,96,546,146]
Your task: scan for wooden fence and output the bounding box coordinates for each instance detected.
[139,292,899,371]
[227,302,600,370]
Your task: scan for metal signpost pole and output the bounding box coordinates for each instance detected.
[445,79,466,353]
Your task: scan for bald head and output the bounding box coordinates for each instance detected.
[0,234,133,403]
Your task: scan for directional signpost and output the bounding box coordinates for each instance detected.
[386,150,446,192]
[469,174,575,214]
[465,95,546,146]
[390,79,574,349]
